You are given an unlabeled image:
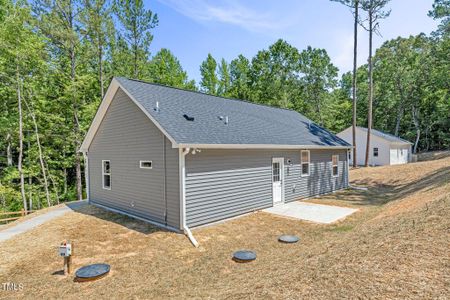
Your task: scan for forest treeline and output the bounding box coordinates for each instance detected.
[0,0,448,212]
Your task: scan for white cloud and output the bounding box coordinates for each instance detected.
[158,0,288,33]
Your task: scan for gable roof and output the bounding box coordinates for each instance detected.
[338,126,412,145]
[80,77,351,152]
[355,127,412,144]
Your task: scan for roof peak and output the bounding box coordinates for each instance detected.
[115,77,298,114]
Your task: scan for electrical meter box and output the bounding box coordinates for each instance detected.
[59,242,72,257]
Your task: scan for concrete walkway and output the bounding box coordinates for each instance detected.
[264,201,357,224]
[0,201,87,243]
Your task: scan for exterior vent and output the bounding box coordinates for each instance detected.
[154,101,160,112]
[183,114,194,121]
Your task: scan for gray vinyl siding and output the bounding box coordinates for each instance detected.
[185,149,348,227]
[88,88,180,229]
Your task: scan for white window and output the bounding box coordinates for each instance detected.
[301,150,310,176]
[140,160,153,169]
[332,155,339,177]
[373,147,379,157]
[102,160,111,190]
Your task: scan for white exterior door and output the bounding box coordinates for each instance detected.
[272,158,284,205]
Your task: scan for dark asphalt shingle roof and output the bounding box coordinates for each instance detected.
[116,77,351,147]
[357,127,412,144]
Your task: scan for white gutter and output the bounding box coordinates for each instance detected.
[178,143,352,150]
[180,147,199,247]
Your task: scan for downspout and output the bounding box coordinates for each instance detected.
[181,147,199,247]
[163,137,167,225]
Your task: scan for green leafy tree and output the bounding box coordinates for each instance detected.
[33,0,88,200]
[80,0,114,98]
[299,46,339,125]
[217,58,231,97]
[249,39,301,109]
[229,54,251,100]
[0,0,49,211]
[199,53,218,95]
[114,0,158,79]
[148,48,196,89]
[428,0,450,36]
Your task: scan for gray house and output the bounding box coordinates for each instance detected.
[80,77,351,244]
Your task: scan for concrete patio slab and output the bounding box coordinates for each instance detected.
[263,201,357,224]
[0,200,87,243]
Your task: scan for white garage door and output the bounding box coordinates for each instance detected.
[390,148,408,165]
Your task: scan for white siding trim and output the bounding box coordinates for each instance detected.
[79,78,178,152]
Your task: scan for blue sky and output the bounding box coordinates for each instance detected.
[149,0,439,82]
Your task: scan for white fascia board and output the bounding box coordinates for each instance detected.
[79,78,178,153]
[178,143,352,150]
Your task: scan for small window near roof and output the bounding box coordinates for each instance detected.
[301,150,310,176]
[102,160,111,190]
[140,161,153,169]
[373,147,379,157]
[332,155,339,177]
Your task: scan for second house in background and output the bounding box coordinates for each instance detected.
[337,126,412,166]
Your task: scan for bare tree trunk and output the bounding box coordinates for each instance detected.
[17,66,27,214]
[28,136,32,211]
[352,0,359,168]
[0,182,5,210]
[99,44,104,98]
[63,167,68,195]
[133,24,138,78]
[315,95,323,126]
[412,106,420,153]
[364,11,374,167]
[394,104,403,136]
[69,14,83,201]
[45,160,60,205]
[25,99,51,207]
[394,78,406,136]
[6,133,13,166]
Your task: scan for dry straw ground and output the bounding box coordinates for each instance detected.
[0,157,449,299]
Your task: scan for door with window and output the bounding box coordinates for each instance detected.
[272,158,284,205]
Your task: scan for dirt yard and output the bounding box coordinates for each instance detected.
[0,157,449,299]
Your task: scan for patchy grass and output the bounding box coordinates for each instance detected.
[0,158,449,299]
[326,224,354,232]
